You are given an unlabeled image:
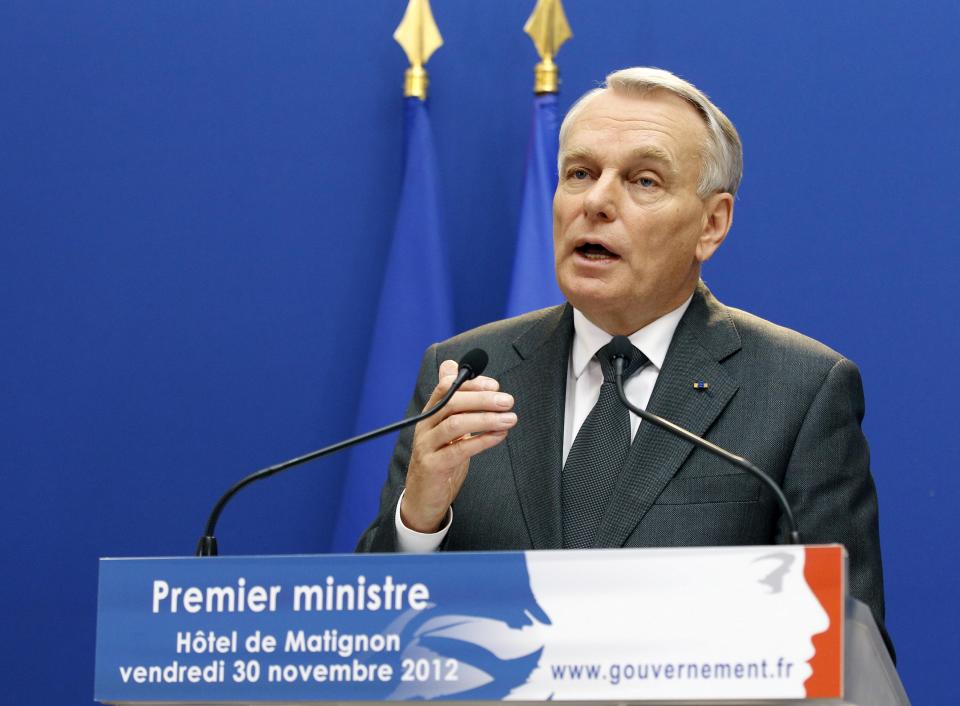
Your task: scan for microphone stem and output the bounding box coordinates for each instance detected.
[197,367,471,556]
[614,369,801,545]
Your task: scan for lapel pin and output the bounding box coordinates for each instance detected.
[693,380,710,390]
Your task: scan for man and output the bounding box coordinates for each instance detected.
[357,68,887,643]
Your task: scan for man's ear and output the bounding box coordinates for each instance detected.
[696,192,734,263]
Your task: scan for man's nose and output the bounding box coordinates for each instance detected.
[583,171,618,221]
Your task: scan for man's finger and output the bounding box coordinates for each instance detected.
[437,360,498,392]
[417,360,461,412]
[428,357,500,415]
[420,362,500,415]
[431,410,517,445]
[450,375,499,392]
[432,429,510,467]
[419,390,514,433]
[438,359,459,379]
[436,390,514,417]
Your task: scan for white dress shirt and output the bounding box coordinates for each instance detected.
[395,296,693,552]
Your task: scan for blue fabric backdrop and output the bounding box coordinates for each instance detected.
[332,96,453,551]
[506,92,563,316]
[1,1,956,704]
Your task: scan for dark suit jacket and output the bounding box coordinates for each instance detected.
[358,282,887,647]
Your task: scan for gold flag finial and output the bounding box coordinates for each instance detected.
[523,0,572,94]
[394,0,444,100]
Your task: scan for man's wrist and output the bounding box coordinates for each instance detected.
[399,496,448,534]
[394,489,451,553]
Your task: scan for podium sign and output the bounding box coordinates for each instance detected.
[95,545,845,703]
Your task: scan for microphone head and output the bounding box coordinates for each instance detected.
[458,348,489,379]
[607,335,634,365]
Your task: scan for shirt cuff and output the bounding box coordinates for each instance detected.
[394,488,451,553]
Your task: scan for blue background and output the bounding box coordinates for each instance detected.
[2,1,956,703]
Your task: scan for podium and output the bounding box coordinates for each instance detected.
[95,545,908,705]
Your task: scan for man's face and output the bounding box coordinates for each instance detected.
[553,89,732,334]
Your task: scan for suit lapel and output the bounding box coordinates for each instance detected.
[499,306,572,550]
[595,283,742,547]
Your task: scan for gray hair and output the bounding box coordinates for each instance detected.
[558,67,743,197]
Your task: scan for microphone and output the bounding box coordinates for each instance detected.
[606,336,801,544]
[195,348,489,556]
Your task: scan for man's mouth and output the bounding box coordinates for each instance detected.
[575,242,619,260]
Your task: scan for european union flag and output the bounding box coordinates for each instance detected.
[505,93,563,317]
[331,97,453,551]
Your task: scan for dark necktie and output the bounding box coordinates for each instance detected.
[561,341,649,549]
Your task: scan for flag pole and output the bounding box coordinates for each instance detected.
[524,0,572,95]
[394,0,444,100]
[505,0,573,317]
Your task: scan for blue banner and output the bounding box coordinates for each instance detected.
[95,547,841,703]
[505,93,563,317]
[95,552,540,702]
[331,97,454,552]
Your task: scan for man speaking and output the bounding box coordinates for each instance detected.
[357,67,886,637]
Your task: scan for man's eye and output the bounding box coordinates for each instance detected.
[570,168,589,180]
[637,176,656,188]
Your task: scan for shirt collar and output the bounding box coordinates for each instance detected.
[571,295,693,379]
